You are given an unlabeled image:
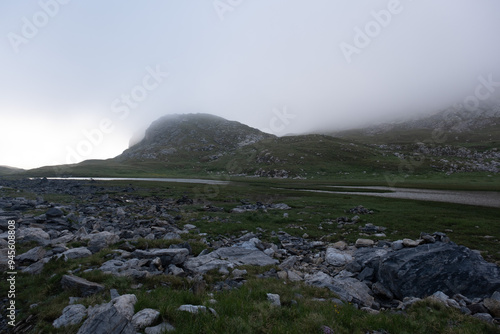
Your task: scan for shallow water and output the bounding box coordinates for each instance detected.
[302,186,500,208]
[46,177,230,185]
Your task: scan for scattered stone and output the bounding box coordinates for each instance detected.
[77,305,135,334]
[483,297,500,318]
[325,247,353,266]
[184,246,278,274]
[132,308,160,329]
[355,238,375,248]
[178,304,216,316]
[16,246,46,263]
[62,247,92,261]
[472,313,493,323]
[46,207,64,218]
[402,238,421,247]
[111,294,138,320]
[86,232,119,253]
[329,277,374,307]
[53,304,87,328]
[61,275,105,297]
[145,322,175,334]
[332,240,348,250]
[267,293,281,307]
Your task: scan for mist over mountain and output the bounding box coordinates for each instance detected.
[118,113,274,162]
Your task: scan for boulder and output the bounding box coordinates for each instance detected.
[267,293,281,307]
[22,258,49,275]
[16,246,46,263]
[329,277,374,307]
[373,242,500,300]
[325,248,353,267]
[483,298,500,318]
[53,304,87,328]
[184,246,278,274]
[132,308,160,329]
[86,232,119,253]
[145,322,175,334]
[62,247,92,261]
[61,275,105,297]
[112,294,137,320]
[132,248,189,266]
[355,239,374,248]
[46,207,64,218]
[305,271,334,288]
[77,305,135,334]
[17,227,50,245]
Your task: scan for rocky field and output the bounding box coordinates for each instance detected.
[1,178,500,333]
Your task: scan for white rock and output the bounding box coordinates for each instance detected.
[267,293,281,307]
[355,239,374,248]
[325,248,353,266]
[53,304,87,328]
[145,322,175,334]
[132,308,160,329]
[112,294,137,320]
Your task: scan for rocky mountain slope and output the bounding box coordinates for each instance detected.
[25,110,500,179]
[331,104,500,145]
[118,114,274,162]
[0,166,24,176]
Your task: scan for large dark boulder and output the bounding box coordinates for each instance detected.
[373,242,500,300]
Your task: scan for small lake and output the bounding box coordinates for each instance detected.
[300,186,500,208]
[46,177,230,185]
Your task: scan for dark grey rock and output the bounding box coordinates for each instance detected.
[373,242,500,300]
[61,275,105,297]
[46,207,64,218]
[16,246,46,264]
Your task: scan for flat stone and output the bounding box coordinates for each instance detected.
[132,248,189,266]
[332,240,348,250]
[483,298,500,318]
[18,227,50,244]
[305,271,334,288]
[402,238,421,247]
[86,232,119,253]
[355,239,374,248]
[53,304,87,328]
[472,313,493,323]
[61,275,105,297]
[329,277,374,307]
[145,322,175,334]
[163,232,181,240]
[184,246,278,274]
[22,259,49,275]
[16,246,46,263]
[178,304,207,314]
[279,255,298,270]
[77,305,135,334]
[62,247,92,261]
[46,208,64,218]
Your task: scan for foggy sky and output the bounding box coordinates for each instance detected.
[1,0,500,169]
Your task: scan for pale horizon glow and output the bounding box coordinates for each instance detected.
[1,0,500,169]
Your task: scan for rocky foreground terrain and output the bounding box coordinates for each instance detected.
[1,179,500,333]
